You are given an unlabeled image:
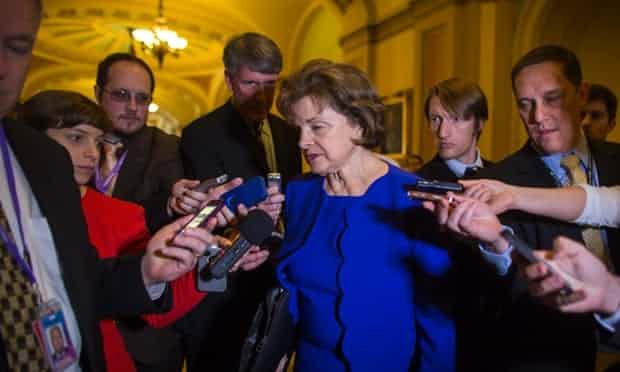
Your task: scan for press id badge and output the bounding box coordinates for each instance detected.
[32,299,78,371]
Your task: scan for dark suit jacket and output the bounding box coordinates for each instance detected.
[180,100,301,186]
[416,153,499,372]
[475,140,620,372]
[1,120,165,372]
[113,126,183,232]
[416,154,493,182]
[111,125,184,366]
[177,101,301,372]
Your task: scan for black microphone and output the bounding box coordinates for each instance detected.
[207,209,273,279]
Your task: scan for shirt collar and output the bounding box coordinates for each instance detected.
[445,149,483,178]
[538,130,591,184]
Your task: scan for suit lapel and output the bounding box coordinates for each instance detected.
[226,103,270,176]
[114,127,152,200]
[511,143,558,187]
[589,140,620,187]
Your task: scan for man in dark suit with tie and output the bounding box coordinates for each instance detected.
[475,45,620,372]
[95,53,183,232]
[94,53,186,372]
[415,77,497,372]
[0,1,213,370]
[179,33,300,372]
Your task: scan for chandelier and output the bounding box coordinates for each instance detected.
[130,0,188,68]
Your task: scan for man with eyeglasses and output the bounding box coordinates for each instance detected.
[94,53,183,228]
[0,1,214,371]
[94,53,185,372]
[179,33,300,372]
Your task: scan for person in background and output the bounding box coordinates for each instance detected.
[416,77,499,371]
[417,77,492,181]
[275,59,455,371]
[471,44,620,372]
[178,32,299,372]
[93,52,188,371]
[0,1,211,370]
[581,83,617,141]
[20,89,269,371]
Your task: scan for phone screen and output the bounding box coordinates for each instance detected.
[177,200,223,237]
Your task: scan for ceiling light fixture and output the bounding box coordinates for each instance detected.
[130,0,187,68]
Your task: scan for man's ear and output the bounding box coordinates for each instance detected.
[577,80,591,107]
[224,70,233,91]
[477,119,485,135]
[610,118,616,130]
[94,85,102,103]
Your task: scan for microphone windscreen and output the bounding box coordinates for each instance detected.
[237,209,273,245]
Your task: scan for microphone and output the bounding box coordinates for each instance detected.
[206,209,273,279]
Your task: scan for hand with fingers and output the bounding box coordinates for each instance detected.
[460,179,517,215]
[168,179,208,216]
[230,246,270,272]
[422,192,510,254]
[523,236,620,315]
[141,215,218,285]
[167,177,245,225]
[256,185,285,224]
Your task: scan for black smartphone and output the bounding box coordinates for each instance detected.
[500,230,577,295]
[220,176,268,211]
[194,174,229,193]
[410,179,464,194]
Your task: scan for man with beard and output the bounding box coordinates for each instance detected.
[179,32,300,372]
[95,53,183,231]
[94,53,185,372]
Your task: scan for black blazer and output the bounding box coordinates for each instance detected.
[180,100,301,186]
[1,120,165,372]
[474,140,620,372]
[416,153,493,182]
[415,153,498,372]
[177,101,301,372]
[112,126,183,232]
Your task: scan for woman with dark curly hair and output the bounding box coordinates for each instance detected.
[276,60,455,371]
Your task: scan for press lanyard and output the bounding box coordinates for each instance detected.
[95,149,127,193]
[0,124,36,284]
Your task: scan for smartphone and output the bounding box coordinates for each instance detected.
[410,179,464,194]
[194,174,229,193]
[266,172,282,192]
[102,132,122,145]
[175,199,224,237]
[220,176,268,211]
[500,230,579,295]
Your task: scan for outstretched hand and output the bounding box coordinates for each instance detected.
[141,215,218,286]
[523,237,620,315]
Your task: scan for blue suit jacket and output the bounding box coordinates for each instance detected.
[277,165,455,372]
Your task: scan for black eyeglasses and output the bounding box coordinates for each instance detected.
[103,88,152,106]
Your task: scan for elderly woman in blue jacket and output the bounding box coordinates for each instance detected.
[275,60,455,372]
